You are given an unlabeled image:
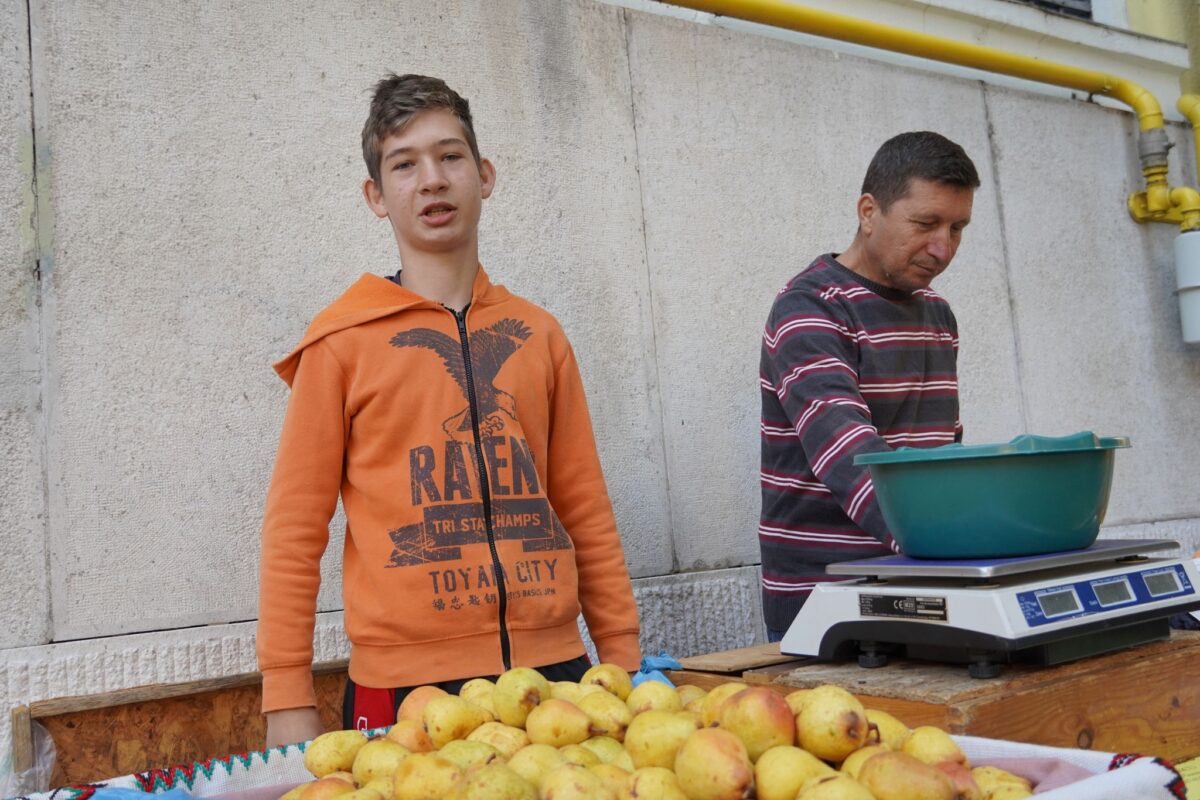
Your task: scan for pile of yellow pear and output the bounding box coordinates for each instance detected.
[284,664,1034,800]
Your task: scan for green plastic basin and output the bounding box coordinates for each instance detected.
[854,432,1130,559]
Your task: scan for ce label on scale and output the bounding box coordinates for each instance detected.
[859,594,949,621]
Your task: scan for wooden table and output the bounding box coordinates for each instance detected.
[668,630,1200,763]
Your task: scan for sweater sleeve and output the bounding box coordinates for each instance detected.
[544,338,642,670]
[762,289,896,549]
[256,338,350,712]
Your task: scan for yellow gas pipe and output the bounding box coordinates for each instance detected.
[658,0,1200,231]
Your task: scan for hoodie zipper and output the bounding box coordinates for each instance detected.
[450,305,512,671]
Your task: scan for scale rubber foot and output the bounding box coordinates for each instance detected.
[858,652,888,668]
[967,660,1002,679]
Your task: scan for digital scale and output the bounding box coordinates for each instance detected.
[780,539,1200,677]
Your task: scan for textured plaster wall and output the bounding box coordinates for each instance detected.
[2,0,1200,779]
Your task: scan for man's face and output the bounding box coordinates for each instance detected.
[857,177,974,292]
[363,108,495,258]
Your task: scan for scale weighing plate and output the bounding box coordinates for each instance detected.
[780,538,1200,677]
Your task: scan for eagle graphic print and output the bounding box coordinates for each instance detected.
[385,318,572,593]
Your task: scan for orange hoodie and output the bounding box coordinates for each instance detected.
[256,267,642,712]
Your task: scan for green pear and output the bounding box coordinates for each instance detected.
[971,765,1031,795]
[448,763,535,800]
[352,738,411,786]
[281,783,310,800]
[361,777,393,799]
[796,773,874,800]
[624,710,697,769]
[506,743,567,789]
[458,678,496,716]
[580,663,633,700]
[856,751,955,800]
[902,726,968,767]
[305,730,369,778]
[619,766,687,800]
[865,708,910,751]
[466,721,530,759]
[718,687,795,761]
[538,763,613,799]
[699,682,749,727]
[298,777,357,800]
[337,788,384,800]
[796,685,869,762]
[625,681,682,715]
[838,744,887,779]
[578,690,634,742]
[392,753,464,800]
[784,689,811,717]
[754,745,835,800]
[559,743,601,767]
[525,698,593,746]
[589,763,632,797]
[676,684,707,710]
[422,695,493,748]
[550,681,584,704]
[986,786,1034,800]
[673,728,754,800]
[493,667,552,728]
[578,735,625,764]
[437,739,501,771]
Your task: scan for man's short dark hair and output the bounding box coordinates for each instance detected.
[862,131,980,211]
[362,73,481,187]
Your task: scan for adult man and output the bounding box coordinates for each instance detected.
[759,131,980,640]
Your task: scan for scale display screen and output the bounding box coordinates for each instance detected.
[1036,588,1081,617]
[1145,570,1183,597]
[1092,578,1133,607]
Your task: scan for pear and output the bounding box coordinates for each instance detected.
[525,698,593,746]
[281,784,311,800]
[619,766,687,800]
[337,789,384,800]
[580,663,634,700]
[299,778,357,800]
[550,681,584,704]
[718,687,795,761]
[578,688,634,742]
[796,685,868,762]
[392,753,464,800]
[934,760,982,800]
[796,774,874,800]
[361,777,393,799]
[466,721,531,759]
[838,744,887,779]
[699,681,749,727]
[987,786,1034,800]
[422,695,493,748]
[625,680,682,715]
[590,762,632,796]
[784,689,811,717]
[325,773,357,786]
[506,743,568,789]
[610,750,635,772]
[305,730,369,777]
[493,667,552,728]
[624,710,697,769]
[676,684,707,710]
[396,686,449,724]
[856,751,955,800]
[673,728,754,800]
[559,743,602,767]
[754,745,835,800]
[449,763,535,800]
[438,739,501,771]
[579,735,625,764]
[971,765,1032,794]
[458,678,496,715]
[865,709,909,751]
[538,763,613,799]
[386,720,435,753]
[902,726,968,768]
[352,738,411,786]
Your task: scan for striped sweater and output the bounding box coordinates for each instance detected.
[759,254,961,631]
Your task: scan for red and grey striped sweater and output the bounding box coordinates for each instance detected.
[758,254,961,631]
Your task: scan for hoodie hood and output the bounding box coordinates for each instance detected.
[274,266,508,386]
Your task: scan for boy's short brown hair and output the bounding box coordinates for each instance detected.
[361,73,481,186]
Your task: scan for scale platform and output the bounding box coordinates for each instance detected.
[780,539,1200,678]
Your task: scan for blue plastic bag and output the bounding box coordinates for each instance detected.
[631,650,682,688]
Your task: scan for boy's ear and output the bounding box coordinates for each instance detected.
[479,158,496,200]
[363,178,389,219]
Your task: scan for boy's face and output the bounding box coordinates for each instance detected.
[363,109,495,261]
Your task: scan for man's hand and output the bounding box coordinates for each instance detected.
[265,707,324,750]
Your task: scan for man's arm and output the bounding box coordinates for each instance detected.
[256,338,349,740]
[762,289,895,547]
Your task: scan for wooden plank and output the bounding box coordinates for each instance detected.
[11,706,32,777]
[676,643,804,673]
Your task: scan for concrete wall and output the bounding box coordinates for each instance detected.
[2,0,1198,780]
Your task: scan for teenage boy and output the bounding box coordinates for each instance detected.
[257,74,641,748]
